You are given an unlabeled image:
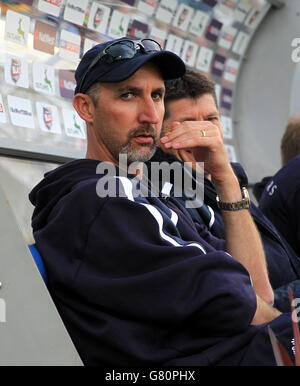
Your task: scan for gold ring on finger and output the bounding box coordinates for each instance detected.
[201,129,206,137]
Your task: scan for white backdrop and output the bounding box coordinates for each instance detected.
[234,0,298,184]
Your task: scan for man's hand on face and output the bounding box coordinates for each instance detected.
[160,120,235,185]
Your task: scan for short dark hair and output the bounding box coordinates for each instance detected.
[164,70,218,119]
[281,113,300,165]
[86,82,101,107]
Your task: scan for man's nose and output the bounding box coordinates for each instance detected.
[138,98,161,125]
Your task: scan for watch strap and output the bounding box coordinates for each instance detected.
[216,187,250,211]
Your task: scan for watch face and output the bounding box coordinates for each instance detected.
[242,187,250,199]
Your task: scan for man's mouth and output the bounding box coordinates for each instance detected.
[132,133,154,145]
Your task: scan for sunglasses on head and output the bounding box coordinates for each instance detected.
[77,38,162,94]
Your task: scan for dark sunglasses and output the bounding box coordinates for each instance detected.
[77,38,162,94]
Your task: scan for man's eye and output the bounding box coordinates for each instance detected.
[121,93,133,99]
[152,92,162,100]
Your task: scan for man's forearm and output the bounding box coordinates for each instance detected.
[251,295,281,325]
[215,176,274,305]
[160,121,274,304]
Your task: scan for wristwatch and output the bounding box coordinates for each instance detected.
[216,187,250,211]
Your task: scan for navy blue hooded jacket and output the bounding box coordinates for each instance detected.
[259,154,300,259]
[28,158,292,366]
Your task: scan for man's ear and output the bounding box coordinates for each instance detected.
[73,93,94,123]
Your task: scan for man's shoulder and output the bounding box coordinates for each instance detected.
[266,155,300,196]
[66,160,139,197]
[276,154,300,180]
[259,158,300,210]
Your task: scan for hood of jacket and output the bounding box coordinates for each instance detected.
[29,158,102,232]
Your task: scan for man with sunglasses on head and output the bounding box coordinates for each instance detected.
[29,38,293,366]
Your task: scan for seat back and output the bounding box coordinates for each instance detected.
[0,185,82,365]
[28,243,47,284]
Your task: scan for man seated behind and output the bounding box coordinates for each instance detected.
[151,70,300,313]
[30,39,293,366]
[260,113,300,258]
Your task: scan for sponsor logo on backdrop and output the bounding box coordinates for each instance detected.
[244,8,262,29]
[33,63,55,95]
[173,4,193,31]
[165,34,183,56]
[5,55,29,88]
[137,0,158,16]
[59,29,80,63]
[87,3,110,34]
[232,31,250,56]
[7,95,34,129]
[220,115,233,139]
[182,41,198,67]
[218,26,238,50]
[59,70,76,99]
[62,109,86,139]
[34,20,56,55]
[189,10,210,37]
[129,19,148,39]
[212,54,226,77]
[93,7,104,29]
[108,10,130,39]
[223,59,239,83]
[36,102,61,133]
[155,0,178,24]
[10,58,21,83]
[37,0,62,17]
[5,10,30,46]
[205,18,222,43]
[221,88,233,111]
[63,0,88,26]
[196,46,213,73]
[233,1,251,23]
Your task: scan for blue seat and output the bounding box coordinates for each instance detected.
[28,244,47,284]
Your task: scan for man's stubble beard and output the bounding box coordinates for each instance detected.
[119,125,159,163]
[120,140,157,163]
